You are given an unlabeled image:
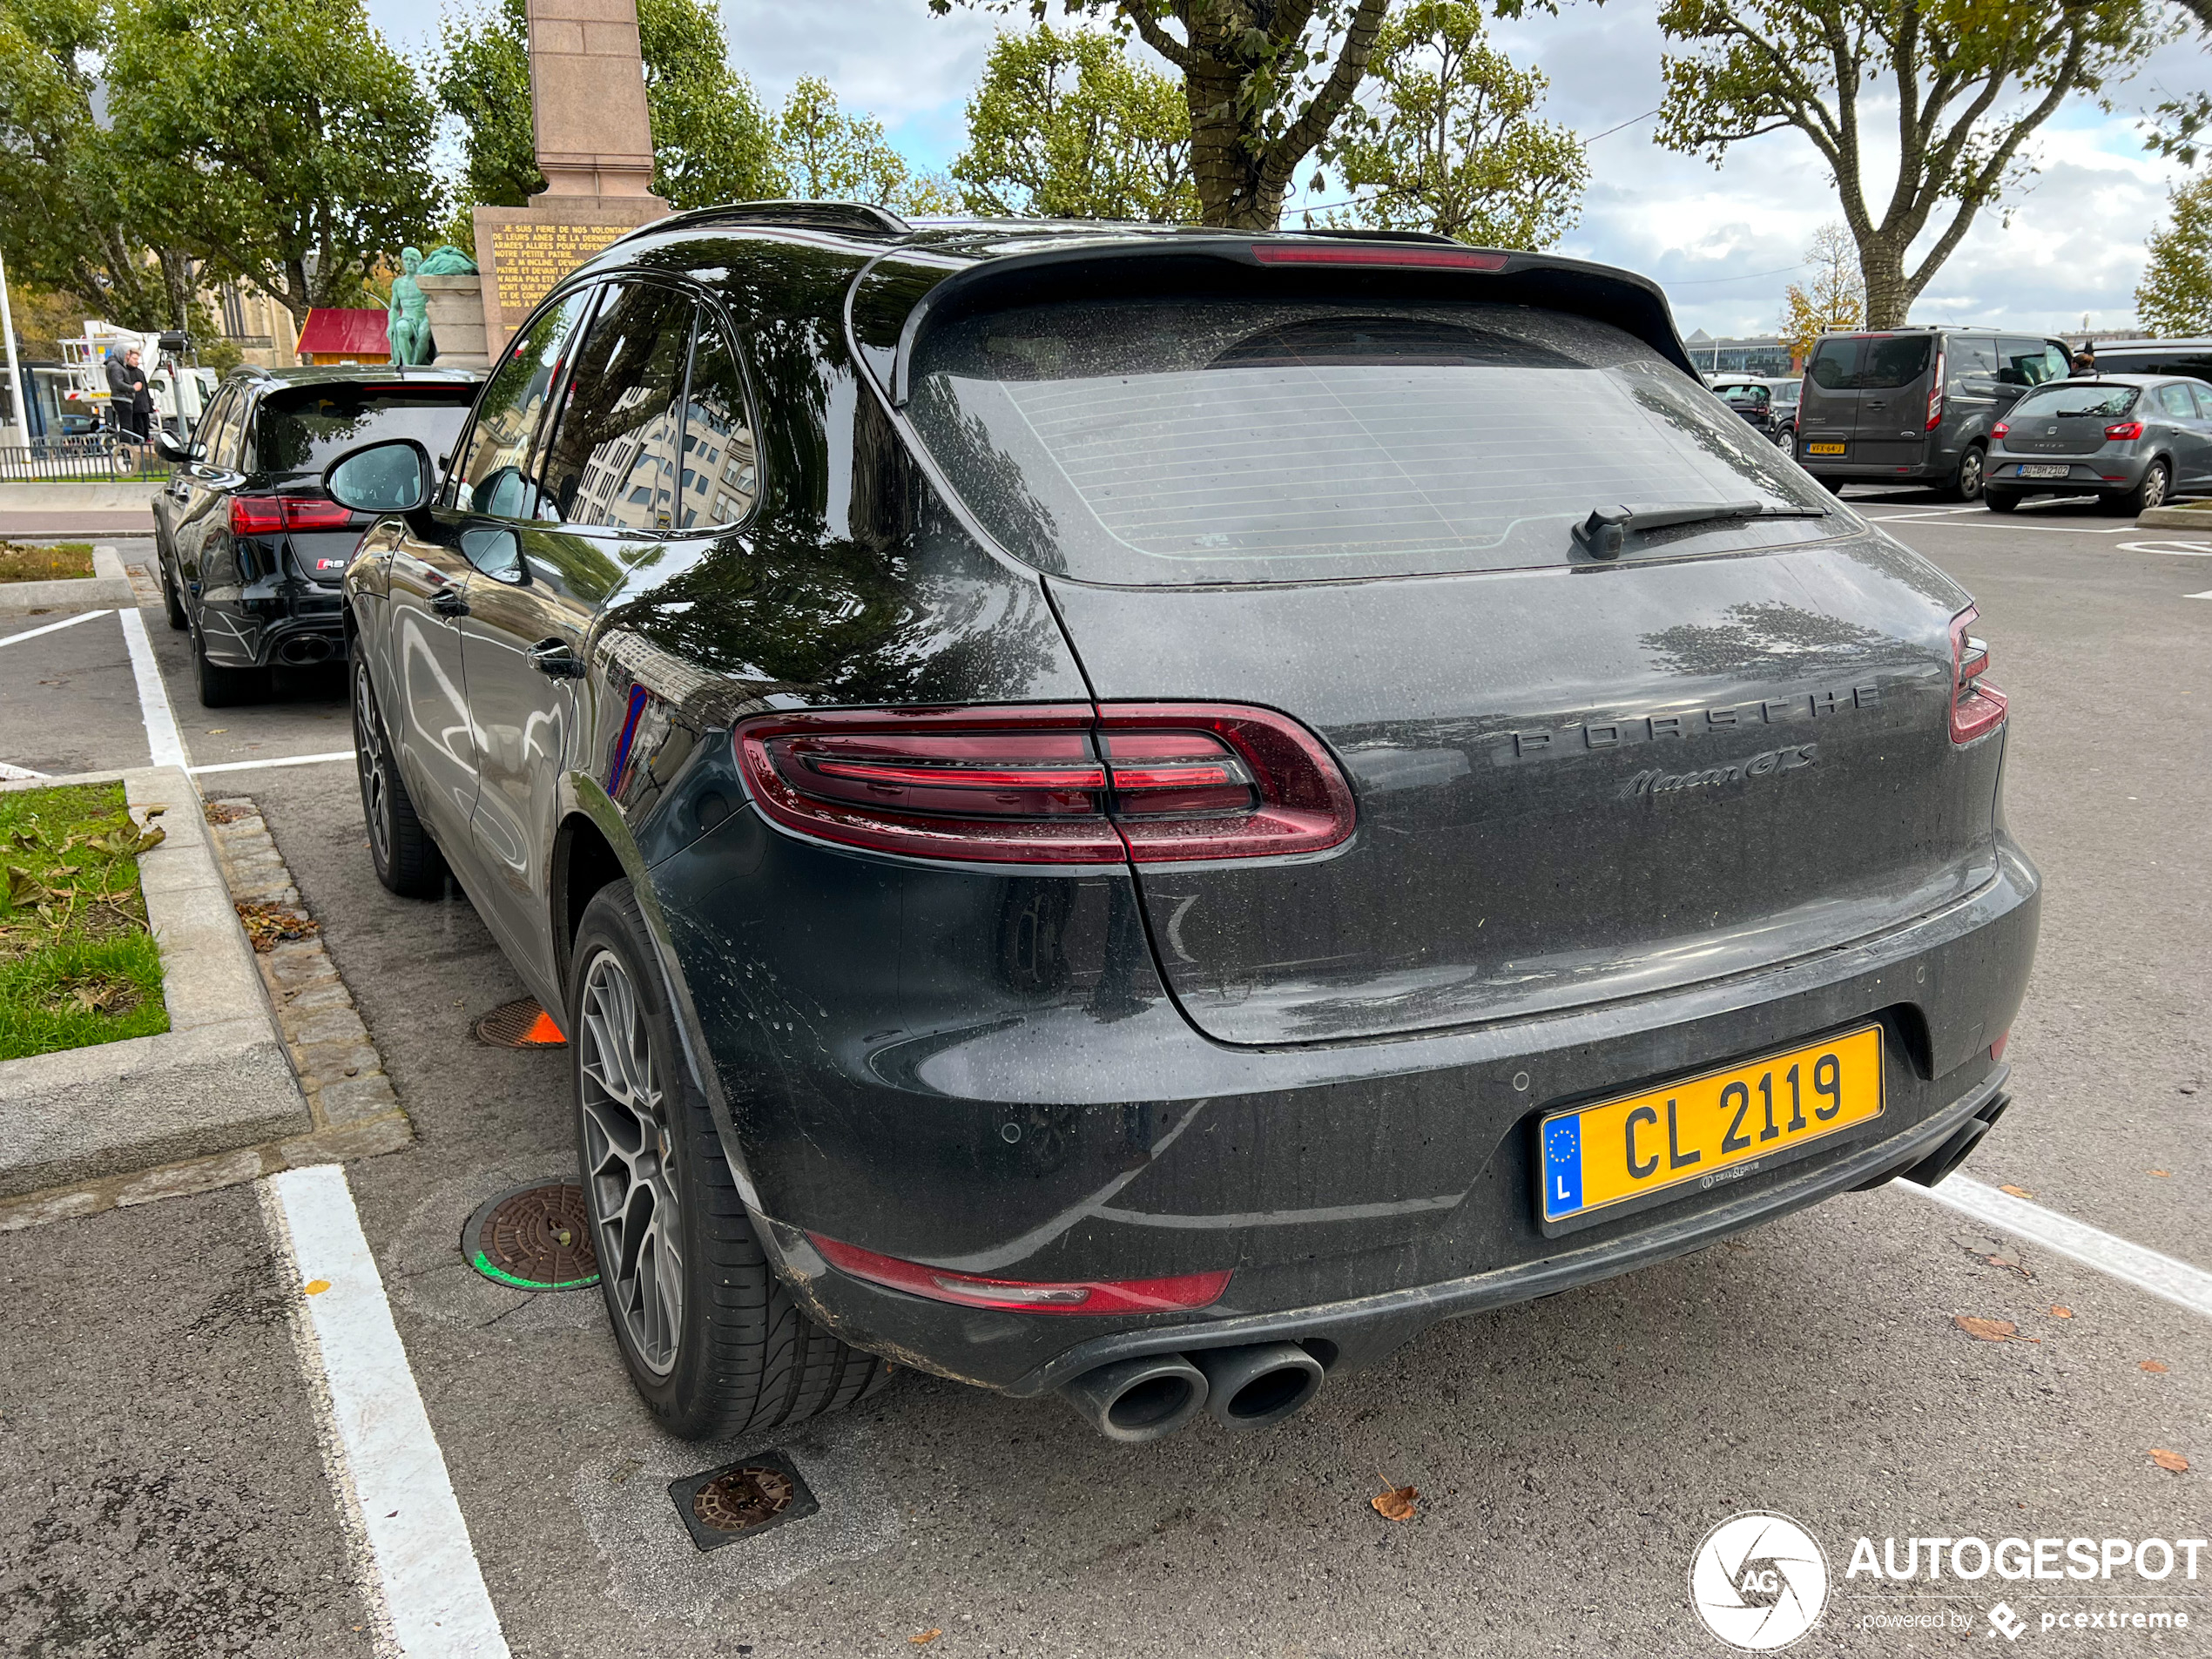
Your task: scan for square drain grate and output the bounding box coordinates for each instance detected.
[668,1448,819,1553]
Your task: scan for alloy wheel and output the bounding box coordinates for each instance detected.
[1958,448,1984,500]
[353,664,393,873]
[577,949,684,1377]
[2145,464,2169,510]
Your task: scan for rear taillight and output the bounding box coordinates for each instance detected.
[1991,1028,2010,1061]
[1949,605,2006,745]
[1991,421,2009,439]
[808,1233,1231,1314]
[229,496,353,535]
[2105,421,2144,441]
[1926,353,1945,429]
[732,703,1356,865]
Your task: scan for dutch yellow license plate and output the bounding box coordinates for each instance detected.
[1539,1027,1884,1230]
[1807,442,1847,455]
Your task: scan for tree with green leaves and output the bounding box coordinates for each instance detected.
[109,0,446,328]
[1312,0,1584,247]
[931,0,1399,228]
[1656,0,2165,328]
[954,25,1197,219]
[432,0,779,212]
[1777,222,1863,360]
[2136,175,2212,335]
[0,0,197,328]
[772,77,961,213]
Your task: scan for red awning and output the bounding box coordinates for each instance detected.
[295,308,389,357]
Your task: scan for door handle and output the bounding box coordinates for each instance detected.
[528,638,585,678]
[429,587,469,617]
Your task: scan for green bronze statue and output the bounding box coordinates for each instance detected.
[387,246,432,366]
[417,244,477,275]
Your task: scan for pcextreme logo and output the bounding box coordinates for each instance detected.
[1689,1512,1831,1650]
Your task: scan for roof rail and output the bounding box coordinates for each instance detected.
[610,199,914,250]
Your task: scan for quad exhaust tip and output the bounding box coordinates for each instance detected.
[1061,1341,1327,1443]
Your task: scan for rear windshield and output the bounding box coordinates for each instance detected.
[254,384,475,477]
[907,299,1834,585]
[1806,337,1933,391]
[2010,384,2139,421]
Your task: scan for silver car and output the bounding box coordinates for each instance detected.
[1985,374,2212,514]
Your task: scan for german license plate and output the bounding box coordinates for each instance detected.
[1538,1027,1884,1231]
[2020,464,2071,479]
[1807,442,1846,455]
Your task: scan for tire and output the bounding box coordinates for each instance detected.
[1983,489,2022,514]
[159,554,188,631]
[571,880,887,1441]
[1946,444,1987,502]
[192,624,266,707]
[2108,459,2170,516]
[351,649,448,898]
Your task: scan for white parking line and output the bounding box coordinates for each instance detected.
[117,607,189,771]
[192,749,356,775]
[1901,1174,2212,1320]
[0,609,111,650]
[262,1164,509,1657]
[2188,590,2212,600]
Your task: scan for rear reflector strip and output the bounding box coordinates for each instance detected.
[1251,243,1508,272]
[733,703,1355,866]
[808,1233,1231,1315]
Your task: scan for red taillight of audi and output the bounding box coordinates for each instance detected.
[733,703,1356,865]
[808,1233,1231,1315]
[230,496,354,536]
[1949,605,2006,745]
[2105,421,2144,442]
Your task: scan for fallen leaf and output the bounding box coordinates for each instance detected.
[1372,1485,1419,1521]
[2151,1170,2172,1178]
[909,1631,942,1646]
[2150,1449,2190,1474]
[2000,1184,2033,1198]
[1954,1315,2018,1342]
[303,1278,331,1296]
[2050,1305,2074,1318]
[2141,1360,2169,1373]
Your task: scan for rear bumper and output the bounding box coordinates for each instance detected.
[1987,453,2147,491]
[647,801,2040,1395]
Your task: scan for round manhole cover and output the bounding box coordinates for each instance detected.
[474,997,567,1049]
[463,1181,598,1291]
[691,1466,796,1534]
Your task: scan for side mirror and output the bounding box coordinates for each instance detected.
[152,429,188,463]
[324,438,433,515]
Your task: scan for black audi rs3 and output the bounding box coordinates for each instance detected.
[324,206,2040,1446]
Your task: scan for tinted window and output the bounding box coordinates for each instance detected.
[196,388,244,467]
[254,385,475,479]
[1770,378,1801,408]
[2159,383,2198,418]
[908,299,1833,585]
[2101,349,2212,379]
[1807,338,1859,390]
[537,282,693,530]
[2010,384,2137,421]
[1998,339,2064,388]
[1860,337,1932,389]
[1950,339,1999,383]
[452,287,597,517]
[677,312,759,529]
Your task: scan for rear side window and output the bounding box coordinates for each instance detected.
[676,311,759,529]
[1859,337,1932,389]
[256,384,475,479]
[537,282,694,531]
[2159,383,2198,418]
[907,298,1832,585]
[1807,338,1858,390]
[2010,385,2136,421]
[1949,339,1999,384]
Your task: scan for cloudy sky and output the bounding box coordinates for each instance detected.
[368,0,2211,338]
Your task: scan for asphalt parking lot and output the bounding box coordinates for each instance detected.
[1,495,2208,1657]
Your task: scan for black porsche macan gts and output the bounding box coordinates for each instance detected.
[324,205,2039,1445]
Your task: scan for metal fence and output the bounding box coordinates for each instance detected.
[0,436,169,483]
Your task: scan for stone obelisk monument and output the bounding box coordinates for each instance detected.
[471,0,671,353]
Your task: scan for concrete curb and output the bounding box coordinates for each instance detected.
[2134,503,2212,529]
[0,767,311,1198]
[0,481,165,510]
[0,544,138,615]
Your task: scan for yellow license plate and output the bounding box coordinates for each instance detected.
[1539,1027,1884,1230]
[1807,442,1847,455]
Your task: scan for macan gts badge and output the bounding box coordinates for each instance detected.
[321,204,2038,1447]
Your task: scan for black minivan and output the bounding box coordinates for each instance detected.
[1797,328,2072,499]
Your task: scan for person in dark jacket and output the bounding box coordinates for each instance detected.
[106,347,152,438]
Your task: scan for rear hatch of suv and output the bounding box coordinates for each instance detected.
[899,272,2004,1045]
[1798,333,1936,472]
[252,381,475,583]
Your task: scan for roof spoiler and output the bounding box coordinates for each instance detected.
[851,238,1701,405]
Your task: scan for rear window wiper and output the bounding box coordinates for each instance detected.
[1572,500,1829,560]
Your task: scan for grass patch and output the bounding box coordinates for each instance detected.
[0,540,94,582]
[0,781,170,1061]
